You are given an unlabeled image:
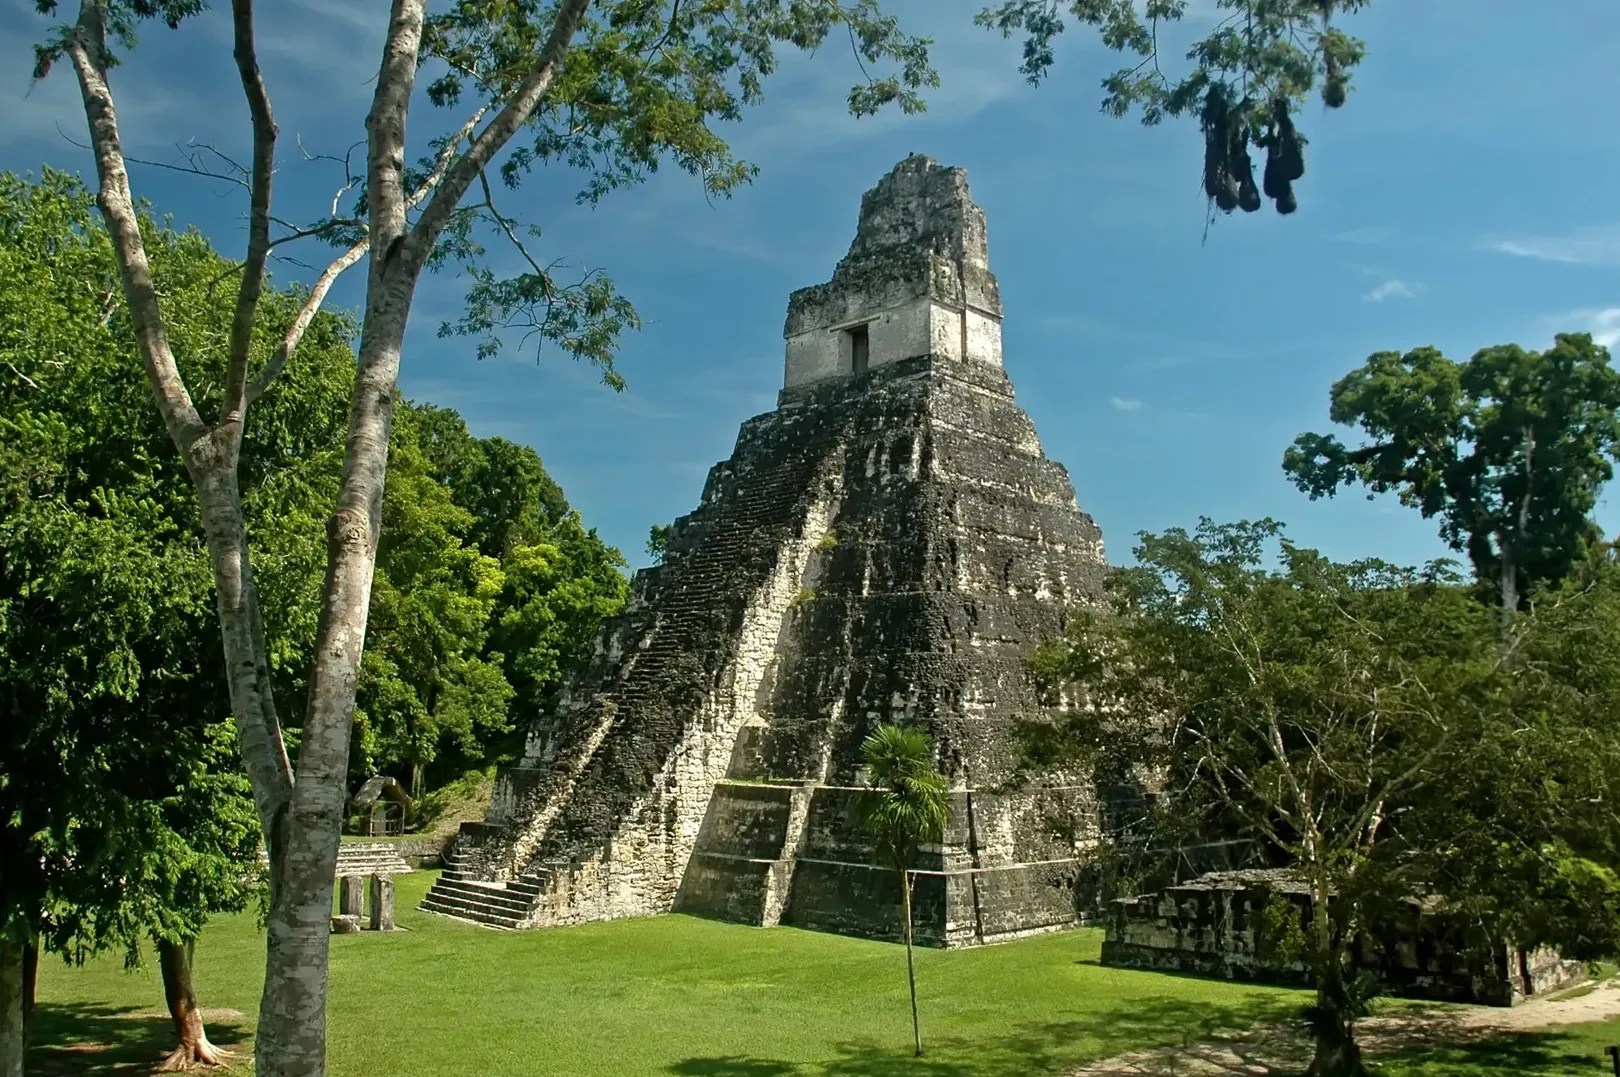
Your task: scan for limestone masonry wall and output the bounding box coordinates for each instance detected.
[1101,870,1586,1007]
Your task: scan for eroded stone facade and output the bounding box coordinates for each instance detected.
[1101,869,1586,1006]
[421,155,1110,945]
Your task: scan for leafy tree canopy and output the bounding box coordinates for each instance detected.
[1283,334,1620,611]
[1028,518,1620,1075]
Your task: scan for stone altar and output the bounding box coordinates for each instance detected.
[421,155,1111,946]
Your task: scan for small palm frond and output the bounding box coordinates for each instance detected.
[861,724,950,851]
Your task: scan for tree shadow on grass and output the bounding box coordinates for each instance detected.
[671,1012,1614,1077]
[669,993,1305,1077]
[1372,1029,1608,1076]
[26,1002,251,1076]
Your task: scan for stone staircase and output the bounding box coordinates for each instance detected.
[417,845,542,929]
[421,419,844,929]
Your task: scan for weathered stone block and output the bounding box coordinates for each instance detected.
[369,876,395,931]
[339,875,365,918]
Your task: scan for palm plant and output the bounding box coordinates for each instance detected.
[860,724,950,1058]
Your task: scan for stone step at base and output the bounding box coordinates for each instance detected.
[427,878,534,914]
[418,893,528,930]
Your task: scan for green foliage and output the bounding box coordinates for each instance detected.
[860,725,949,873]
[277,0,941,385]
[404,405,628,776]
[793,588,818,606]
[1031,517,1620,1064]
[1250,886,1307,968]
[817,531,839,550]
[1283,334,1620,609]
[0,168,326,959]
[976,1,1369,215]
[0,169,625,965]
[353,407,514,782]
[646,523,673,564]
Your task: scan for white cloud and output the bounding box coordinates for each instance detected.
[1110,396,1144,412]
[1363,279,1417,302]
[1571,307,1620,350]
[1484,226,1620,267]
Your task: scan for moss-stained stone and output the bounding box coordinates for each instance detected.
[421,155,1111,947]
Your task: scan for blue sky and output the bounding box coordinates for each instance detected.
[5,0,1620,574]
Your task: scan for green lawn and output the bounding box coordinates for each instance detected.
[1376,1021,1620,1076]
[27,870,1620,1076]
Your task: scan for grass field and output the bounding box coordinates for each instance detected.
[27,870,1620,1076]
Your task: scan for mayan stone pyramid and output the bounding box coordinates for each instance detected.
[421,154,1111,946]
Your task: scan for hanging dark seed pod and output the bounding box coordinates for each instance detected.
[1323,75,1347,109]
[1203,129,1227,204]
[1322,54,1347,109]
[1201,85,1239,211]
[1230,126,1261,213]
[1272,98,1305,181]
[1263,145,1288,202]
[1275,182,1298,215]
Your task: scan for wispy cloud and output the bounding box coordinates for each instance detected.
[1110,396,1144,412]
[1483,226,1620,267]
[727,3,1028,161]
[1363,279,1418,302]
[1570,307,1620,350]
[1332,225,1398,247]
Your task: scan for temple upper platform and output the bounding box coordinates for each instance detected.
[782,155,1004,390]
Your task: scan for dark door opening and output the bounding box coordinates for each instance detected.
[849,324,869,375]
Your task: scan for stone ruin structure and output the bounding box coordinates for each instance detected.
[421,154,1111,946]
[1102,869,1586,1006]
[330,843,413,933]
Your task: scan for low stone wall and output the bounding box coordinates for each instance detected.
[1100,870,1585,1007]
[340,833,454,868]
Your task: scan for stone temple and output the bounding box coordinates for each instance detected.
[421,154,1112,946]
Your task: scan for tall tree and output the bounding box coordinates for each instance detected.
[1030,518,1620,1077]
[32,3,939,1072]
[860,725,949,1059]
[0,169,352,1075]
[977,0,1370,216]
[1283,333,1620,617]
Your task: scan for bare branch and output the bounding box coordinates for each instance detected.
[244,107,485,404]
[477,169,549,279]
[54,131,255,190]
[62,1,208,449]
[245,236,368,405]
[220,0,280,426]
[5,362,41,391]
[410,106,489,214]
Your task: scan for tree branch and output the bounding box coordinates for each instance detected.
[366,0,429,261]
[220,0,279,427]
[244,238,368,405]
[407,0,594,265]
[245,107,487,405]
[63,0,208,450]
